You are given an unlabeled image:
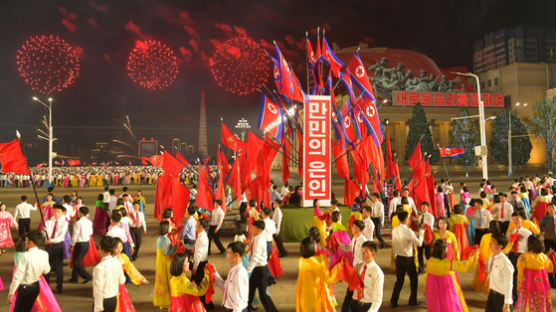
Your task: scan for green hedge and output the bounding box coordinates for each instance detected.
[280,206,354,242]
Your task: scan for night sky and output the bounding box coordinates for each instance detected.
[1,0,554,152]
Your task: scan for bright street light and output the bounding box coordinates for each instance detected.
[33,96,54,184]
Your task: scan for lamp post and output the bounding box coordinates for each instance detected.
[33,96,53,184]
[234,118,251,159]
[508,102,528,178]
[452,72,488,180]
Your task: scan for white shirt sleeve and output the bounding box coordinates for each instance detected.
[369,269,384,312]
[247,237,266,273]
[9,254,26,295]
[216,210,225,231]
[93,264,105,311]
[71,220,81,246]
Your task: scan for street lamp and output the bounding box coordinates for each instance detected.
[33,96,54,184]
[508,102,528,177]
[452,71,488,180]
[235,118,251,142]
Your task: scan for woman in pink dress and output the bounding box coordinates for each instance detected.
[0,202,17,253]
[38,195,55,232]
[436,186,446,217]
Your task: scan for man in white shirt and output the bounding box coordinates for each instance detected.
[61,195,75,222]
[43,204,69,294]
[493,193,513,234]
[402,188,418,216]
[93,236,126,312]
[280,183,289,197]
[388,190,401,220]
[192,218,213,310]
[361,206,375,241]
[102,186,110,208]
[369,193,385,248]
[486,234,514,312]
[470,199,494,245]
[208,199,226,255]
[214,241,249,312]
[271,200,287,257]
[270,185,282,204]
[390,211,425,307]
[507,211,532,303]
[106,211,135,256]
[69,206,93,283]
[108,189,118,216]
[261,208,277,260]
[8,230,50,312]
[247,221,278,312]
[14,195,37,238]
[129,201,146,261]
[416,202,434,273]
[341,220,367,312]
[122,194,133,215]
[351,241,384,312]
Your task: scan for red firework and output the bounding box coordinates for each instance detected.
[16,34,81,95]
[210,36,271,95]
[127,40,178,91]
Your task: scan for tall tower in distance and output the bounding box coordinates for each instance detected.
[198,89,208,157]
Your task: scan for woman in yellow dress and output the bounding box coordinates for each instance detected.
[433,217,459,261]
[312,199,329,247]
[515,235,554,312]
[113,238,149,312]
[96,175,104,187]
[153,221,177,308]
[168,253,210,312]
[424,239,479,312]
[296,237,341,312]
[449,205,469,258]
[471,221,500,294]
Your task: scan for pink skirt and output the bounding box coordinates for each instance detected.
[0,218,14,249]
[93,207,109,236]
[118,284,135,312]
[37,206,54,232]
[169,295,205,312]
[10,275,61,312]
[515,268,552,312]
[425,273,465,312]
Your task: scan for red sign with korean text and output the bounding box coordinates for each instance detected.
[393,91,504,108]
[303,95,331,207]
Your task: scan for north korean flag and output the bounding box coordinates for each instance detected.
[339,99,360,148]
[321,35,344,78]
[355,93,383,145]
[272,45,293,100]
[258,94,283,141]
[438,146,465,158]
[347,52,376,101]
[306,33,318,68]
[340,73,356,104]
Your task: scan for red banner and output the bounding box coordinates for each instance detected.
[303,96,331,207]
[393,91,504,108]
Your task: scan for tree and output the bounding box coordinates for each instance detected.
[405,103,439,164]
[450,108,480,176]
[488,109,532,169]
[525,98,556,173]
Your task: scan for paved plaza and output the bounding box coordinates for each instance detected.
[0,171,555,311]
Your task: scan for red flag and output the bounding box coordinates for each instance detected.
[425,159,437,217]
[273,43,306,104]
[162,151,185,178]
[408,141,422,169]
[230,155,243,202]
[247,131,265,176]
[68,159,80,166]
[196,163,213,211]
[0,139,30,175]
[385,123,394,179]
[355,94,383,145]
[321,35,344,78]
[411,159,430,210]
[218,150,231,181]
[347,52,376,100]
[297,129,303,178]
[171,178,190,225]
[306,34,318,68]
[222,123,247,153]
[333,140,349,178]
[154,174,172,221]
[281,136,291,185]
[216,154,227,213]
[393,158,402,191]
[261,135,281,208]
[175,152,189,166]
[339,100,359,146]
[344,178,361,207]
[35,162,46,168]
[258,94,283,140]
[141,155,163,167]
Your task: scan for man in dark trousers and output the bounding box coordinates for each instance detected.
[8,230,50,312]
[44,204,69,294]
[129,201,146,260]
[14,195,36,238]
[208,199,226,255]
[69,206,93,283]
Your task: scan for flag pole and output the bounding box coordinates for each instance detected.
[305,31,310,95]
[16,130,46,229]
[437,145,451,180]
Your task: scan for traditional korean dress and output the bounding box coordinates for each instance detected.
[0,211,17,249]
[153,234,177,307]
[433,230,459,261]
[116,253,147,312]
[312,207,329,247]
[515,252,554,312]
[168,271,210,312]
[506,219,540,235]
[9,252,61,312]
[295,255,341,312]
[471,232,493,294]
[93,200,109,236]
[449,214,469,257]
[424,251,478,312]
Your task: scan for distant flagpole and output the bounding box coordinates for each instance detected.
[305,31,310,95]
[437,144,451,179]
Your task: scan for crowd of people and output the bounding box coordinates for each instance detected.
[1,173,556,312]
